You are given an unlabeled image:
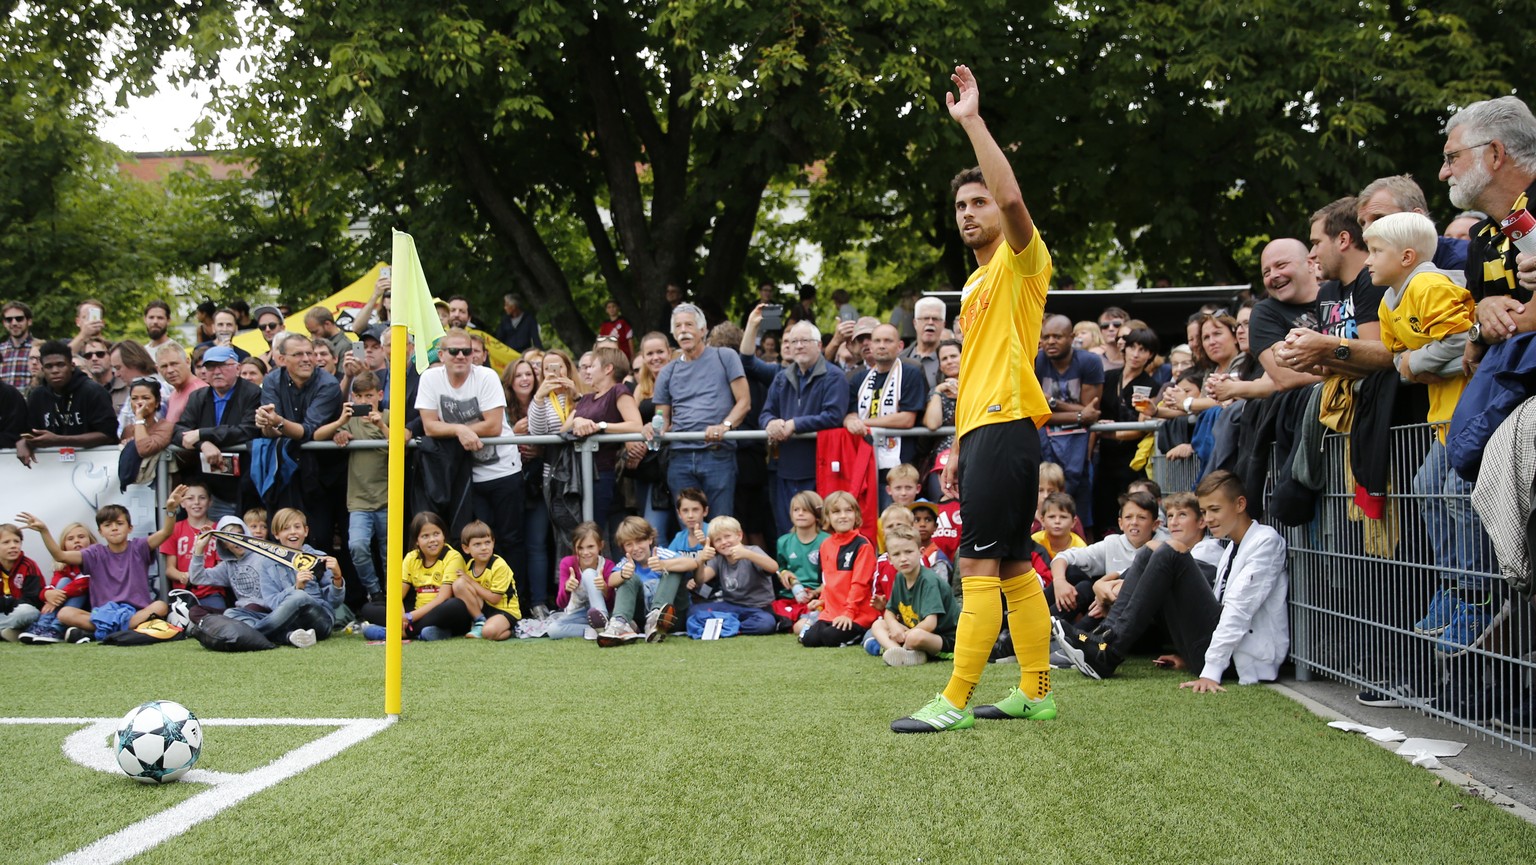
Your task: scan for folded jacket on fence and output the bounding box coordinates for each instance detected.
[1449,331,1536,483]
[1470,396,1536,599]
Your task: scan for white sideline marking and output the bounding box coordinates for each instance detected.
[0,715,396,865]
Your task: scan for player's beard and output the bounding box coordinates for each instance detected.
[961,220,1001,251]
[1449,157,1492,211]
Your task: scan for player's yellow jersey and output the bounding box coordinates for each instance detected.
[953,230,1052,438]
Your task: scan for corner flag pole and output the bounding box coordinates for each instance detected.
[384,230,447,718]
[384,318,406,718]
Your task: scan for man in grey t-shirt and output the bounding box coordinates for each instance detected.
[654,303,750,518]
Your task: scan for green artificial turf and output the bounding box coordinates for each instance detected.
[2,636,1533,864]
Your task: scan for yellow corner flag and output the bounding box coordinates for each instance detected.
[383,229,446,718]
[390,230,447,371]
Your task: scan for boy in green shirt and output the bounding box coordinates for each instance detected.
[870,524,958,666]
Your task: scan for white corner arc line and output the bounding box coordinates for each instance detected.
[46,716,395,865]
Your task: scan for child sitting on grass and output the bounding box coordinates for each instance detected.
[774,490,827,627]
[878,463,922,552]
[1032,462,1087,537]
[188,515,267,616]
[870,504,915,610]
[237,507,345,648]
[17,522,94,643]
[1032,492,1087,560]
[905,500,953,585]
[869,525,959,667]
[452,520,520,641]
[159,480,228,613]
[693,516,778,636]
[1050,489,1160,627]
[360,511,468,642]
[548,521,615,640]
[799,491,878,648]
[1054,472,1288,690]
[17,487,187,642]
[0,522,45,641]
[598,516,699,646]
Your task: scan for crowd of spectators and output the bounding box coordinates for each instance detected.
[1,96,1534,734]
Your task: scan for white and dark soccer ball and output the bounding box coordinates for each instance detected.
[114,700,202,783]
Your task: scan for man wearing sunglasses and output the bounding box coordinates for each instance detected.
[1,301,36,391]
[79,337,127,417]
[251,305,286,361]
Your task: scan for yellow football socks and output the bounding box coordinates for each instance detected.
[941,575,1002,709]
[1002,573,1052,701]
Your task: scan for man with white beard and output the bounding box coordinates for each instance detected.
[1437,96,1536,373]
[899,296,947,389]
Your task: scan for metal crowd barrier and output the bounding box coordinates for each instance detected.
[1284,422,1534,755]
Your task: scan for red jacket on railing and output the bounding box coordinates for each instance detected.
[815,429,878,547]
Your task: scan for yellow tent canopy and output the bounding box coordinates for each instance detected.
[232,263,520,373]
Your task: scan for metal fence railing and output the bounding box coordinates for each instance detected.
[1284,422,1534,755]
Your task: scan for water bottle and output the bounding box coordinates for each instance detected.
[648,413,665,451]
[792,582,810,604]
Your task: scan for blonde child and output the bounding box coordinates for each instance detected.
[774,491,827,626]
[548,521,615,640]
[231,507,344,647]
[597,516,699,646]
[799,491,878,648]
[16,522,95,643]
[452,520,520,641]
[1032,492,1087,560]
[885,463,922,507]
[243,508,269,541]
[870,525,959,666]
[359,511,467,641]
[693,516,778,635]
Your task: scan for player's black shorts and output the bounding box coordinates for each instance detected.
[957,418,1041,561]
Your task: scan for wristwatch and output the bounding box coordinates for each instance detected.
[1333,338,1351,361]
[1469,322,1485,346]
[722,420,733,430]
[597,421,608,432]
[1048,396,1059,411]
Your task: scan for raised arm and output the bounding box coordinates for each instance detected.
[948,64,1034,253]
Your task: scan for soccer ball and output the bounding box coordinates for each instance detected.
[114,701,202,783]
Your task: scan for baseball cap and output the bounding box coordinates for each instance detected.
[853,316,880,339]
[360,324,386,343]
[251,305,283,323]
[905,499,939,516]
[203,346,239,364]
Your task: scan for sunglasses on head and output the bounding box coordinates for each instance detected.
[443,346,473,357]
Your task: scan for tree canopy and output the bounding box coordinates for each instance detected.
[6,1,1536,346]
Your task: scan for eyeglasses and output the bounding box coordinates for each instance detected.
[442,346,473,357]
[3,315,26,323]
[784,337,818,345]
[1443,141,1492,167]
[259,321,282,331]
[1099,320,1123,330]
[286,350,315,359]
[81,351,108,359]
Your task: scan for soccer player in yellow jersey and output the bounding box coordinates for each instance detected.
[892,64,1058,732]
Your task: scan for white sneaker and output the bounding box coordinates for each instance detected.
[582,626,598,641]
[288,628,317,648]
[0,628,20,643]
[883,647,927,667]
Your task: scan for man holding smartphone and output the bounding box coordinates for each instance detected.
[176,346,263,520]
[68,300,107,358]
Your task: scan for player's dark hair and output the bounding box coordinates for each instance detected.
[950,166,986,197]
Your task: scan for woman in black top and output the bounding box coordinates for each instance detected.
[1094,327,1161,532]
